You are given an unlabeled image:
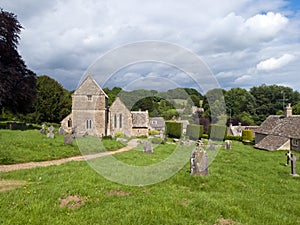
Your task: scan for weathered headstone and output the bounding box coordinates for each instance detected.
[47,125,55,138]
[190,143,209,176]
[40,124,46,135]
[143,141,153,154]
[225,140,232,150]
[208,140,215,150]
[58,126,65,135]
[285,151,292,166]
[290,153,299,177]
[64,134,75,145]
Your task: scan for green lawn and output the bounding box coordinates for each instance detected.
[0,141,299,224]
[0,130,126,164]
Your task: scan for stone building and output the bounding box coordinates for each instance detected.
[255,104,300,151]
[61,76,149,137]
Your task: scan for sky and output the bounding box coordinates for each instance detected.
[1,0,300,93]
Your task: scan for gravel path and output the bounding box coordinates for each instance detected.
[0,139,139,173]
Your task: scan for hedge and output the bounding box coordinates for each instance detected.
[208,124,227,141]
[242,130,253,141]
[186,124,204,140]
[165,122,182,138]
[225,135,242,142]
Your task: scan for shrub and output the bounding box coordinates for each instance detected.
[208,124,227,141]
[102,135,112,140]
[151,137,163,144]
[201,134,209,139]
[242,130,253,141]
[225,135,242,142]
[186,124,204,140]
[114,132,124,137]
[165,122,182,138]
[148,129,160,136]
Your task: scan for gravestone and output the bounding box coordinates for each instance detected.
[58,126,65,135]
[143,141,153,154]
[290,153,299,177]
[40,124,46,135]
[64,134,75,145]
[47,125,55,138]
[208,140,215,150]
[225,140,232,150]
[190,143,209,176]
[285,151,292,166]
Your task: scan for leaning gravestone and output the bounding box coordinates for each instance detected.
[58,126,65,135]
[40,124,46,135]
[143,141,153,154]
[190,143,209,176]
[47,125,55,138]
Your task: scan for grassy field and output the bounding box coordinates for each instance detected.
[0,130,126,164]
[0,141,299,224]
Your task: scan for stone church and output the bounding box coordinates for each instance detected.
[61,76,149,137]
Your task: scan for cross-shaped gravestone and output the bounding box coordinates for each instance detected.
[47,125,55,138]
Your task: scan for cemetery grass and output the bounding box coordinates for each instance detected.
[0,130,126,164]
[0,141,299,225]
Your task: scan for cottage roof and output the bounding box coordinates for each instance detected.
[256,115,300,139]
[149,117,165,129]
[254,135,289,151]
[74,75,108,98]
[131,111,149,128]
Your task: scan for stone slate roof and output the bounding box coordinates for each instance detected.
[256,115,300,139]
[254,135,289,151]
[149,117,165,129]
[131,111,149,128]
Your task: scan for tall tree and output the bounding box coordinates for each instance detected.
[34,75,71,123]
[0,9,36,114]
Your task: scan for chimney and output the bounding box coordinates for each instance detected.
[285,103,293,117]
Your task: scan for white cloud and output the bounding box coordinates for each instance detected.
[1,0,300,91]
[256,54,296,71]
[234,75,252,84]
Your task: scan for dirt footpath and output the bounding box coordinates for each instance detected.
[0,139,139,173]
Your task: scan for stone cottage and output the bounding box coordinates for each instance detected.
[254,104,300,151]
[61,76,149,137]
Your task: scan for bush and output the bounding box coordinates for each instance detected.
[114,132,124,137]
[148,130,160,136]
[102,135,112,140]
[151,137,163,144]
[225,135,242,142]
[242,130,253,141]
[186,124,204,140]
[165,122,182,138]
[208,124,227,141]
[201,134,209,139]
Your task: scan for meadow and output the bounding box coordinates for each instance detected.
[0,140,299,225]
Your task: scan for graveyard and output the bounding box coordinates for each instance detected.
[0,129,299,225]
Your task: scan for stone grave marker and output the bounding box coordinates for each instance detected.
[225,140,232,150]
[64,134,75,145]
[285,151,292,166]
[190,143,209,176]
[40,124,46,135]
[290,153,299,177]
[47,125,55,138]
[58,126,65,135]
[143,140,153,154]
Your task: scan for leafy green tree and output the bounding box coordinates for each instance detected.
[0,9,36,114]
[34,75,71,123]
